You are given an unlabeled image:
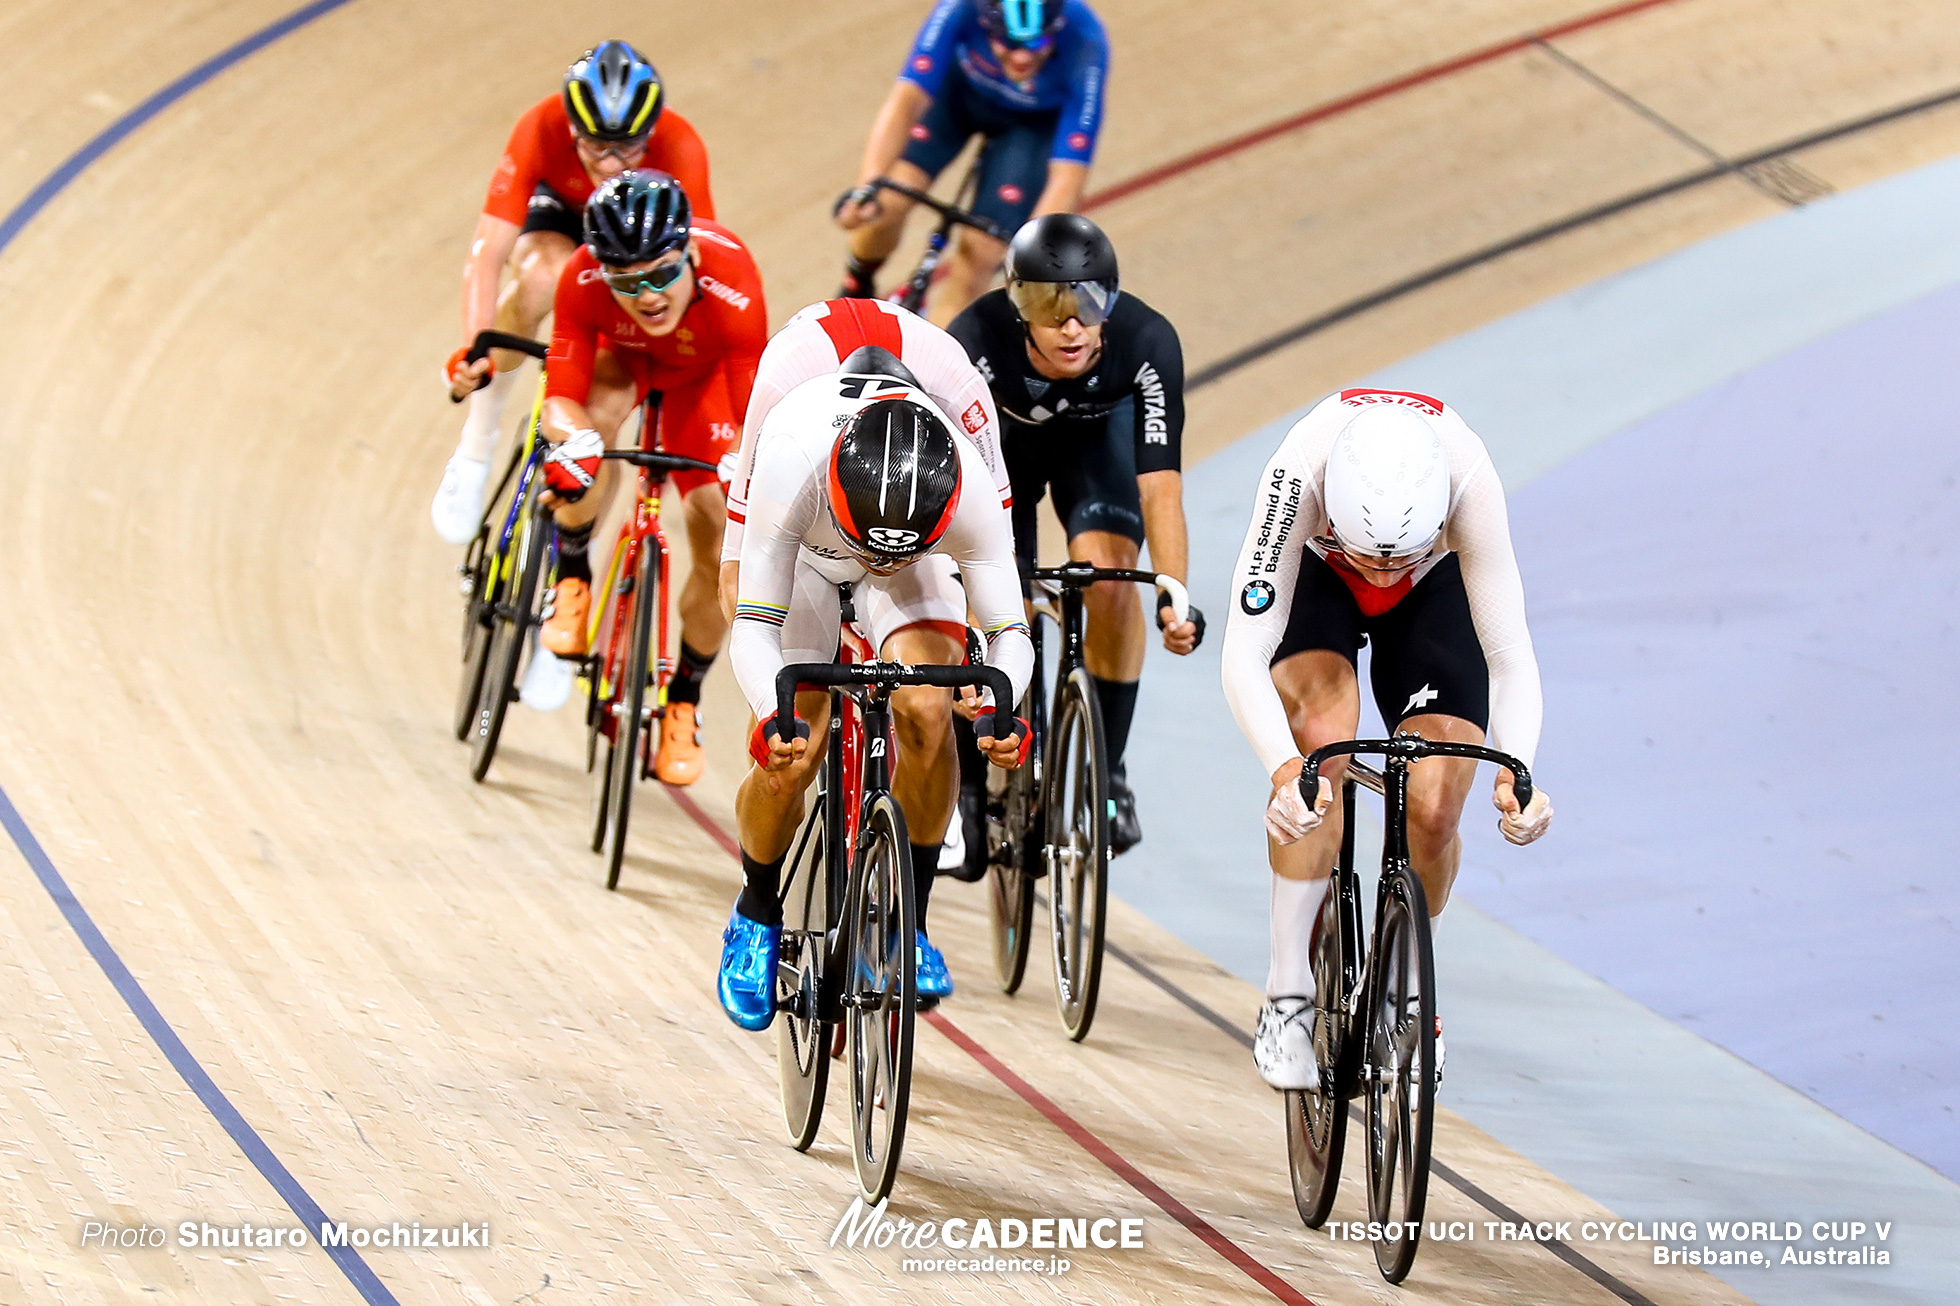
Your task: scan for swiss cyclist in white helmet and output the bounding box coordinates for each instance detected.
[1219,390,1553,1092]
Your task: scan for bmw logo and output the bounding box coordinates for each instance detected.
[1240,579,1275,615]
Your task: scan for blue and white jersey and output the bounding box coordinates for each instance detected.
[899,0,1109,164]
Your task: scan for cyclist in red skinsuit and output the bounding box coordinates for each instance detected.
[432,41,717,546]
[528,173,767,785]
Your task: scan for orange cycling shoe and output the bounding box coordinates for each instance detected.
[655,701,706,785]
[540,576,591,658]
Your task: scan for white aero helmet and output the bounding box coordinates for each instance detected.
[1323,406,1451,558]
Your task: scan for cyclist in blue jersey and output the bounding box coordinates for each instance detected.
[834,0,1109,325]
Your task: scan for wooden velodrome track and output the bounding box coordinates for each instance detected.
[3,1,1959,1301]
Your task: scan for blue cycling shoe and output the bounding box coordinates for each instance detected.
[915,932,955,1001]
[718,905,781,1031]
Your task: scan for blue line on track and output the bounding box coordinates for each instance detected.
[0,2,399,1303]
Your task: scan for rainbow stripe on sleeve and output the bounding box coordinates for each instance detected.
[736,601,788,627]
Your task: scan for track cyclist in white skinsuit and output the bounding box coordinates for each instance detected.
[719,298,1012,875]
[1219,389,1555,1090]
[715,373,1033,1031]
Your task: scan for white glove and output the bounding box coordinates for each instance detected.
[1267,774,1331,844]
[1496,786,1553,845]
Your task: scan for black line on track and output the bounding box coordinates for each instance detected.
[1103,938,1661,1306]
[1188,79,1960,392]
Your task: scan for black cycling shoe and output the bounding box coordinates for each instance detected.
[940,720,990,883]
[839,258,879,299]
[1108,765,1142,855]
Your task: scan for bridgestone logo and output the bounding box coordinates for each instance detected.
[1136,363,1167,444]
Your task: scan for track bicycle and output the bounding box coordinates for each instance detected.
[580,405,718,891]
[772,592,1015,1203]
[983,563,1188,1042]
[452,330,552,782]
[1283,734,1534,1284]
[860,173,1010,313]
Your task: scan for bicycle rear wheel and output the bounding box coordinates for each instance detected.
[1286,869,1358,1228]
[1365,872,1436,1284]
[469,496,547,782]
[777,786,831,1150]
[845,792,915,1204]
[453,524,496,740]
[602,545,658,890]
[1046,666,1109,1041]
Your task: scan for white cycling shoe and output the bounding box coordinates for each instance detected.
[431,454,490,545]
[938,810,966,871]
[519,646,574,712]
[1253,995,1319,1090]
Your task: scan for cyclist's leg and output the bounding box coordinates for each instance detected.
[1054,405,1147,773]
[929,99,1052,324]
[1267,553,1370,993]
[1362,554,1490,917]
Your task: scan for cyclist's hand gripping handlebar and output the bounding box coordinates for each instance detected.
[1299,737,1535,819]
[448,330,549,404]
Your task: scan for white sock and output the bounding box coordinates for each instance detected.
[456,369,518,463]
[1266,874,1330,1000]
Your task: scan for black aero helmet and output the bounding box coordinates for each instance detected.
[826,398,963,569]
[564,41,663,143]
[838,345,922,390]
[1004,214,1120,326]
[584,169,691,267]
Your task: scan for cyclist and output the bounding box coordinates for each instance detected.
[525,170,766,786]
[1218,389,1554,1090]
[721,298,1013,877]
[715,381,1034,1030]
[832,0,1109,323]
[948,213,1203,855]
[433,40,716,545]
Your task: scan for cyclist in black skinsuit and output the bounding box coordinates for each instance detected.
[946,213,1204,859]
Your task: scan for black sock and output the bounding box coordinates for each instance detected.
[555,521,593,584]
[1092,677,1140,773]
[910,843,940,933]
[736,850,786,926]
[842,255,885,297]
[667,641,716,705]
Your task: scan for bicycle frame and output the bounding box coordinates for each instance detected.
[588,395,677,752]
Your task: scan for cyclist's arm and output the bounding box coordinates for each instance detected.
[1445,449,1543,770]
[1132,312,1187,586]
[461,213,521,343]
[944,448,1034,705]
[1221,416,1323,777]
[729,467,825,727]
[540,271,600,443]
[856,81,934,188]
[1138,471,1188,587]
[1031,161,1090,219]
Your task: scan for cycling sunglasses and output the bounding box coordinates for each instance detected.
[1006,277,1118,328]
[601,258,689,296]
[575,136,650,164]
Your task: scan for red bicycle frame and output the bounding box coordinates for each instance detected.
[592,398,677,768]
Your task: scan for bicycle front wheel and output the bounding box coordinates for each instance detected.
[1287,869,1358,1228]
[777,785,831,1151]
[845,792,915,1204]
[1045,666,1109,1041]
[1364,872,1436,1284]
[602,544,658,890]
[453,525,496,740]
[986,687,1040,993]
[469,497,547,782]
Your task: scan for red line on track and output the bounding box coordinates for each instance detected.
[659,788,1316,1305]
[1081,0,1692,212]
[924,1009,1318,1306]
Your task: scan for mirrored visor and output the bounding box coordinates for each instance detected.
[1006,278,1118,328]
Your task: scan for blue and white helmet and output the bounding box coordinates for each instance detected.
[563,41,662,143]
[976,0,1067,46]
